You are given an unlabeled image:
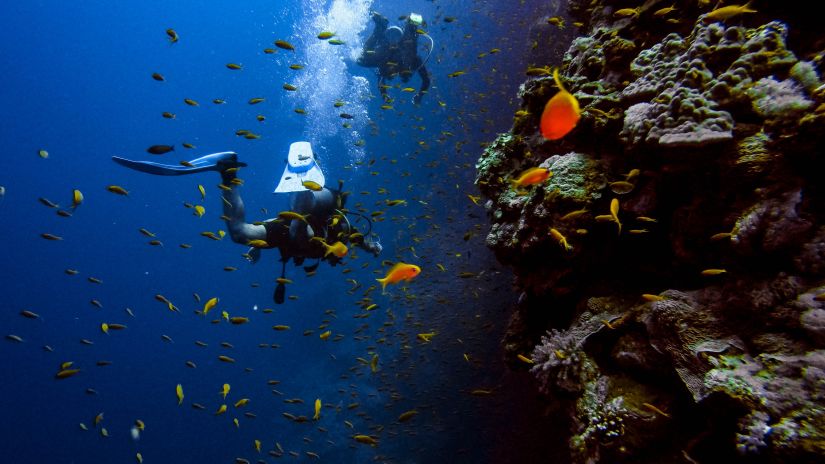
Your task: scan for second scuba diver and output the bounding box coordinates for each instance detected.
[356,12,432,104]
[113,142,382,304]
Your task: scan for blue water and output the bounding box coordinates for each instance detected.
[0,0,567,462]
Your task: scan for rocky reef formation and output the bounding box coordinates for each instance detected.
[476,1,825,462]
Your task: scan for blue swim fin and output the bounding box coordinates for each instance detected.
[112,151,246,176]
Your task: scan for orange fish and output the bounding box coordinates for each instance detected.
[376,262,421,293]
[510,167,551,188]
[540,68,580,140]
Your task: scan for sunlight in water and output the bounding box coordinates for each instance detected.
[293,0,373,164]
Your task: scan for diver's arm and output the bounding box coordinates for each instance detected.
[221,172,267,244]
[415,65,430,104]
[378,75,390,102]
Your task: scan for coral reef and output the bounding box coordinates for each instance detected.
[476,2,825,463]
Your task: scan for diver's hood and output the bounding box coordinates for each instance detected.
[386,26,403,44]
[274,141,325,193]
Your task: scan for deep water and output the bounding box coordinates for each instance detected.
[0,0,569,463]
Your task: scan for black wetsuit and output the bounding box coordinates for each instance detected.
[358,19,430,102]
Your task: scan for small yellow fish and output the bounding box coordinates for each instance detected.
[549,228,573,252]
[517,354,534,364]
[234,398,250,408]
[226,63,242,70]
[278,211,308,223]
[283,83,297,91]
[642,294,665,302]
[193,205,205,217]
[317,31,335,39]
[176,383,184,405]
[614,7,640,18]
[610,198,621,235]
[322,241,348,258]
[353,435,378,446]
[313,398,321,420]
[274,40,295,51]
[166,28,178,43]
[398,410,419,422]
[302,180,322,191]
[198,184,205,199]
[107,185,129,196]
[215,404,227,415]
[701,269,727,276]
[203,297,218,315]
[704,2,756,22]
[220,383,230,399]
[72,189,83,208]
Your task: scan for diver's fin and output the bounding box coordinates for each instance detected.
[112,152,246,176]
[246,247,261,264]
[274,283,285,304]
[303,260,321,273]
[274,261,287,304]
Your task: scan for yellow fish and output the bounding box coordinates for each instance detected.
[701,269,727,276]
[278,211,308,223]
[72,189,83,208]
[203,297,218,315]
[549,228,573,251]
[234,398,249,408]
[323,241,348,258]
[610,198,621,235]
[302,180,323,191]
[107,185,129,196]
[221,383,230,399]
[215,404,227,415]
[704,2,756,22]
[176,384,184,405]
[313,398,321,420]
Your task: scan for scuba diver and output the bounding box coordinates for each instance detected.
[112,142,382,304]
[356,11,433,104]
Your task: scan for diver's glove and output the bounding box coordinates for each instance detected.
[245,247,261,264]
[218,153,243,184]
[372,11,388,28]
[413,93,423,105]
[364,235,383,257]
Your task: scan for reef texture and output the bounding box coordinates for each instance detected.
[477,2,825,463]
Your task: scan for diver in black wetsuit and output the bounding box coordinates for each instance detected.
[357,12,432,104]
[112,146,382,304]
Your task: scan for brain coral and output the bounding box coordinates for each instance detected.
[620,20,800,148]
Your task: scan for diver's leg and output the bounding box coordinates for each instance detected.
[220,169,267,244]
